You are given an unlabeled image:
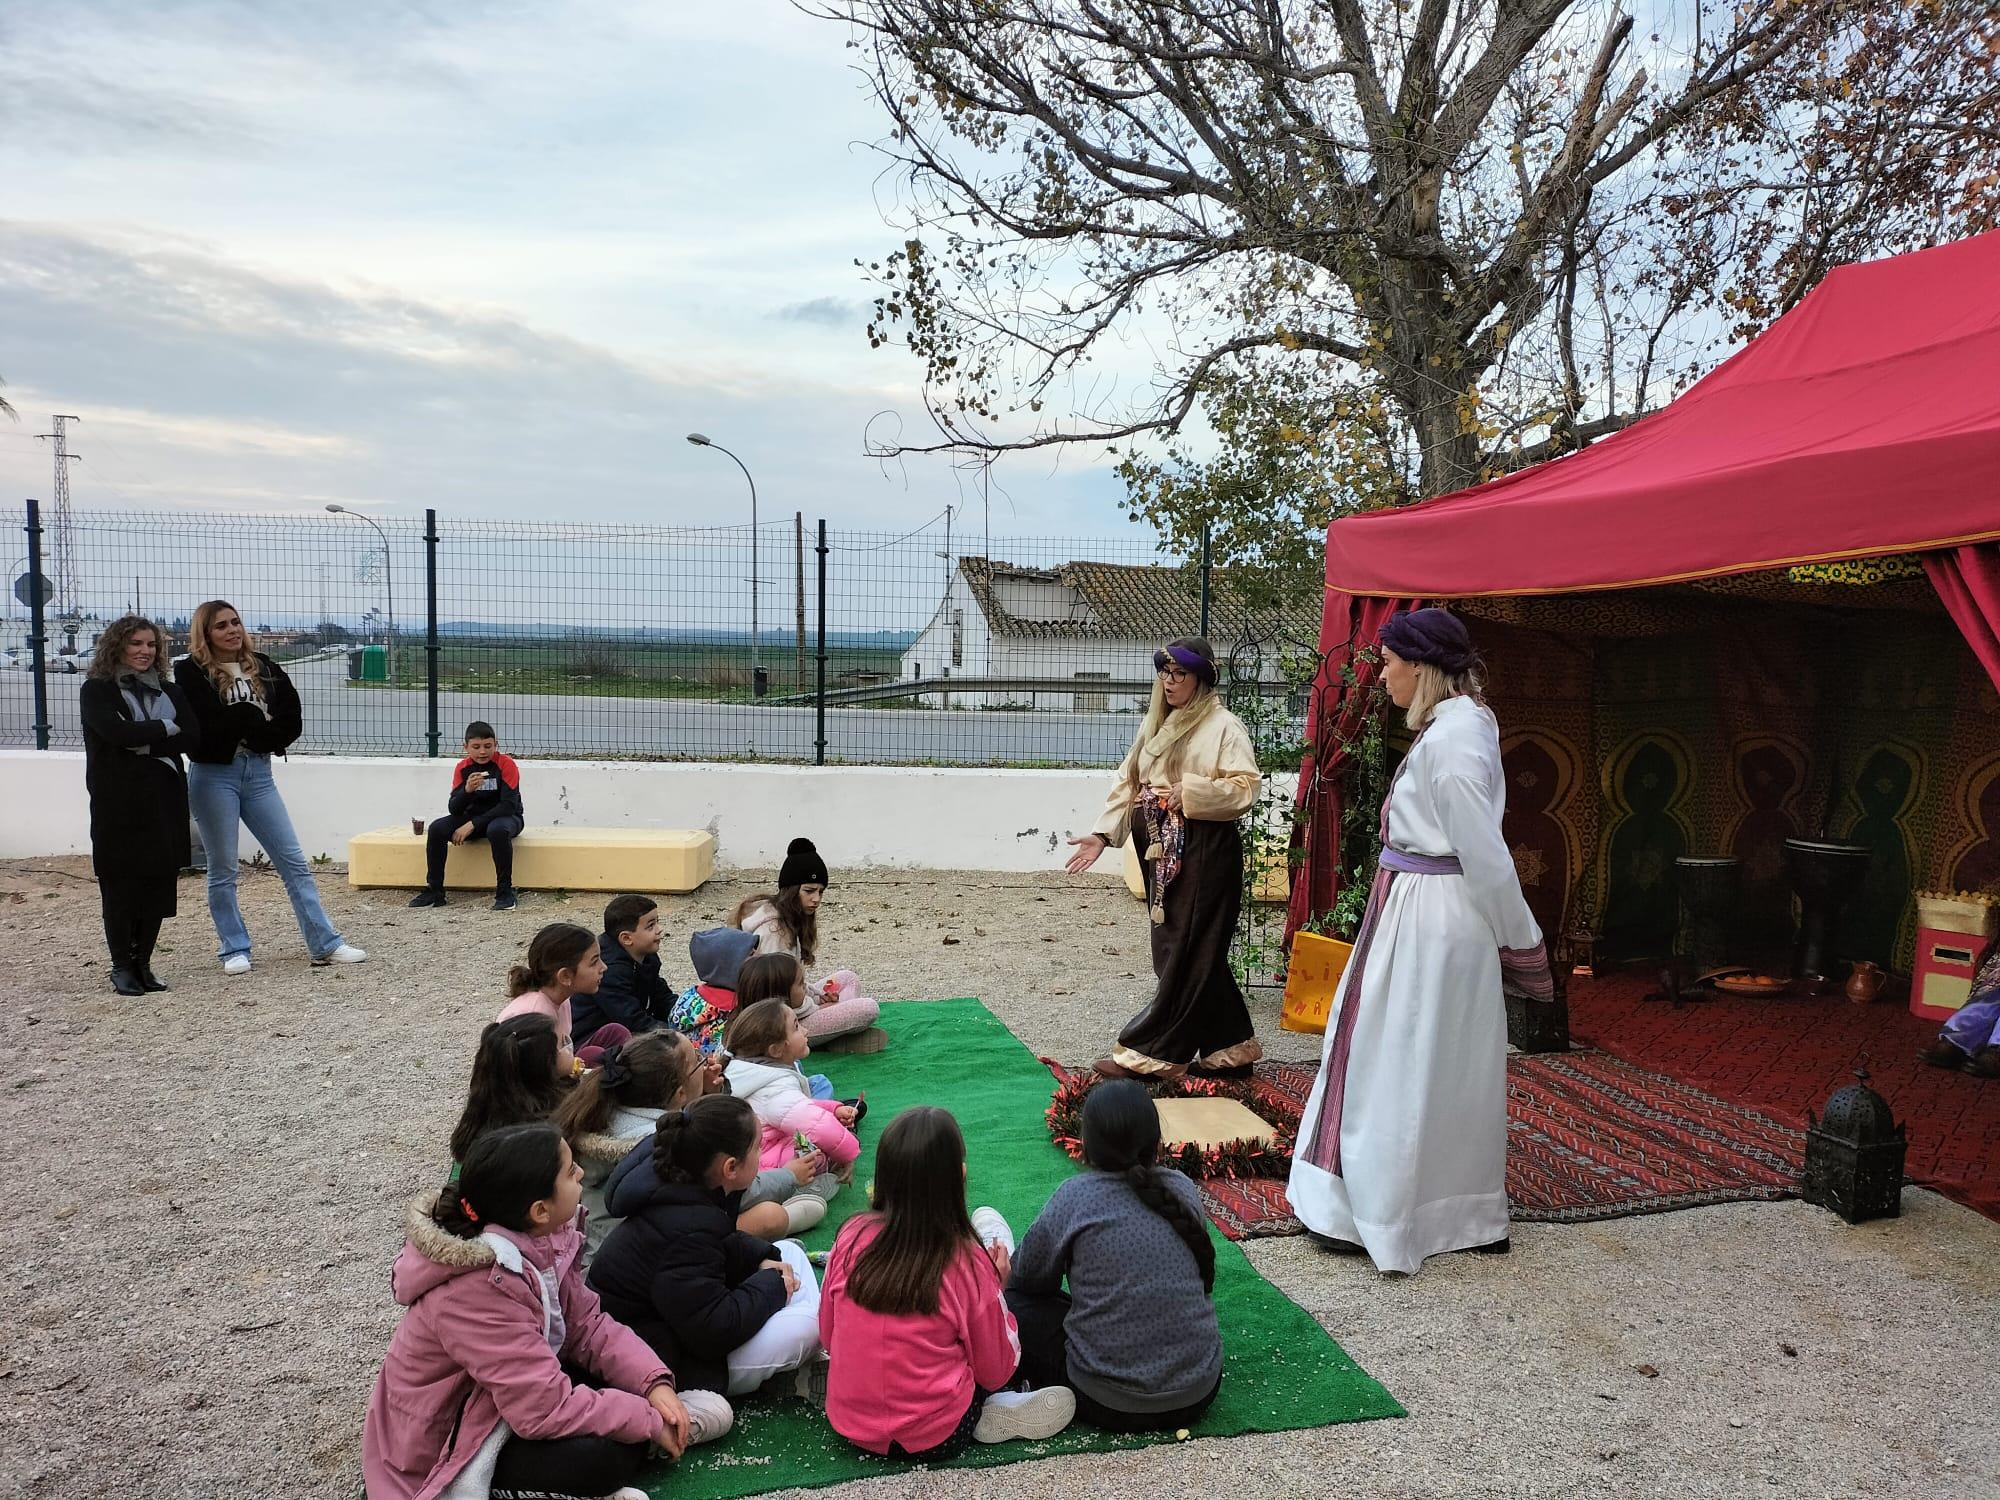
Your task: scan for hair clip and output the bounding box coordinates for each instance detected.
[459,1197,480,1222]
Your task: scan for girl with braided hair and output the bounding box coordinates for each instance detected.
[1004,1080,1223,1431]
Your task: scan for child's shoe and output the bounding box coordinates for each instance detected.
[407,888,447,908]
[1919,1036,1966,1068]
[492,888,519,912]
[792,1354,830,1408]
[970,1205,1014,1254]
[783,1194,828,1234]
[821,1025,889,1055]
[974,1386,1075,1443]
[1967,1046,2000,1080]
[679,1389,735,1445]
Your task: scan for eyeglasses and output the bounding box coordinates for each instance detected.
[1156,666,1193,682]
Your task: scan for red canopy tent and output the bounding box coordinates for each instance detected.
[1290,231,2000,941]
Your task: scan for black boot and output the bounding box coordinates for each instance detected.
[135,917,169,991]
[110,965,146,997]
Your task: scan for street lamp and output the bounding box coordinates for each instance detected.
[686,433,762,694]
[325,504,394,683]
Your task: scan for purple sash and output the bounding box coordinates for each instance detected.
[1379,848,1461,877]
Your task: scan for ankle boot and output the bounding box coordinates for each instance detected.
[110,965,146,997]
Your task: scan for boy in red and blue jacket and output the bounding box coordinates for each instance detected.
[409,720,525,911]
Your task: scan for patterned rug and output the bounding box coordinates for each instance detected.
[1568,970,2000,1221]
[1045,1052,1804,1241]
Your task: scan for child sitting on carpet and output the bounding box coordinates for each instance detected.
[498,922,627,1078]
[815,1105,1075,1458]
[449,1014,565,1168]
[1920,933,2000,1079]
[730,837,887,1054]
[363,1122,729,1500]
[722,999,862,1186]
[560,1030,833,1247]
[588,1095,825,1401]
[669,927,759,1057]
[1005,1079,1223,1430]
[738,951,838,1100]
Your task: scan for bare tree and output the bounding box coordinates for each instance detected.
[810,0,1998,569]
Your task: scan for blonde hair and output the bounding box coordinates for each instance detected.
[1405,660,1486,730]
[86,615,164,682]
[189,599,264,701]
[1115,637,1222,804]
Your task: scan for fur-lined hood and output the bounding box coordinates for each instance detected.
[390,1194,580,1308]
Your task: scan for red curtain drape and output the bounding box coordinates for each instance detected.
[1925,543,2000,694]
[1284,591,1413,942]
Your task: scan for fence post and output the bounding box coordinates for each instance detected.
[1199,521,1212,640]
[424,508,441,757]
[24,499,49,750]
[814,519,828,767]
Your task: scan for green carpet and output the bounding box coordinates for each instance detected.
[645,999,1401,1497]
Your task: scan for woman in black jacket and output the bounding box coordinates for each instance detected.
[80,615,198,995]
[172,599,364,975]
[587,1095,822,1399]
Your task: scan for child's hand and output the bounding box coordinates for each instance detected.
[646,1385,689,1458]
[761,1259,801,1296]
[450,821,474,845]
[834,1105,858,1127]
[701,1054,726,1092]
[986,1241,1012,1284]
[823,979,841,998]
[787,1153,821,1186]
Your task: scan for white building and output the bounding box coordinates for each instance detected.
[899,557,1313,711]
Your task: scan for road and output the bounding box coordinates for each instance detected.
[0,655,1136,766]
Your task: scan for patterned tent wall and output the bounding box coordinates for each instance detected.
[1464,599,2000,973]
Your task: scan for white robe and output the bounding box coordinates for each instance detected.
[1287,695,1543,1274]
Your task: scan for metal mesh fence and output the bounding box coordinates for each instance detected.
[4,505,1313,765]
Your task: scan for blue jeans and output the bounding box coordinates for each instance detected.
[187,752,344,962]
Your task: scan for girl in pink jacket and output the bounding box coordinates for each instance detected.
[720,1000,862,1177]
[816,1106,1076,1459]
[362,1122,730,1500]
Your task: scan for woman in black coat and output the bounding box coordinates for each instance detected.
[80,615,198,995]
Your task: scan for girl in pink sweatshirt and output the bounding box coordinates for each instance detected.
[362,1121,732,1500]
[816,1106,1076,1459]
[496,923,629,1079]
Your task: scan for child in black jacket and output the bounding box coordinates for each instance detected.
[409,720,525,911]
[588,1095,822,1400]
[575,893,680,1047]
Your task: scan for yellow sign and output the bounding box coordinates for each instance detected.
[1281,930,1354,1036]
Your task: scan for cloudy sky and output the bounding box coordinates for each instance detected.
[0,1,1136,538]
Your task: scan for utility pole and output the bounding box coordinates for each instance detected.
[37,415,81,654]
[794,512,807,692]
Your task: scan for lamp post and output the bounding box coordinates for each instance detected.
[686,433,761,693]
[325,504,393,683]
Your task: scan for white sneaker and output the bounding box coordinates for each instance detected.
[970,1205,1014,1254]
[221,954,251,976]
[312,943,367,966]
[679,1388,734,1445]
[783,1195,828,1234]
[792,1354,829,1408]
[974,1385,1075,1444]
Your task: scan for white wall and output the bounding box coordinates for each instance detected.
[0,750,1141,874]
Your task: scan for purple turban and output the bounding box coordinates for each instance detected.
[1378,608,1475,674]
[1154,643,1217,686]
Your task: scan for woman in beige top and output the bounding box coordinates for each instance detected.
[1065,637,1262,1079]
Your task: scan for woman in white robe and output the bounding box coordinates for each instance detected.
[1288,608,1552,1274]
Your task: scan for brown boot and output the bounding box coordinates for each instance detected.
[1965,1047,2000,1080]
[1919,1037,1968,1068]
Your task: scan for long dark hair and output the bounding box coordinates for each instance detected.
[551,1031,690,1140]
[737,952,803,1008]
[651,1093,760,1186]
[508,922,596,998]
[1082,1081,1216,1293]
[432,1122,566,1238]
[730,888,818,967]
[449,1016,563,1162]
[846,1107,980,1316]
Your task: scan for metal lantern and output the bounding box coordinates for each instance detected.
[1801,1067,1907,1224]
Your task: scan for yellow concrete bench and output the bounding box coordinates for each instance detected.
[348,827,715,893]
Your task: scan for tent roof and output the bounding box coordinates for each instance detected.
[1324,232,2000,599]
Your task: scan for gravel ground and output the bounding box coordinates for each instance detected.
[0,857,1993,1500]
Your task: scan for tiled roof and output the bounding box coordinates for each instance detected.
[957,556,1317,652]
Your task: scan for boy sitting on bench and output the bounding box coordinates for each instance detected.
[408,720,524,912]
